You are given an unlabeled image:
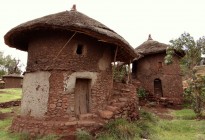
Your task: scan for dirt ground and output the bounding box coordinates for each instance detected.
[142,106,174,120]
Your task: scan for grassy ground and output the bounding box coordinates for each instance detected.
[1,88,205,139]
[0,88,22,103]
[152,109,205,140]
[0,88,60,140]
[96,109,205,140]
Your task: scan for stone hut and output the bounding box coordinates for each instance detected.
[132,35,184,105]
[0,79,5,89]
[2,74,23,88]
[4,6,138,136]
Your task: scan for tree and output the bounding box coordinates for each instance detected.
[0,51,23,78]
[165,32,205,117]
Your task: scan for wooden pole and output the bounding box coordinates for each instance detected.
[112,46,118,87]
[114,46,118,68]
[128,60,132,84]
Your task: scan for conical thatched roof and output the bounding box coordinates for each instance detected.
[4,7,137,62]
[135,35,168,56]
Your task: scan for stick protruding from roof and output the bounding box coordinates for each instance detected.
[148,34,153,40]
[71,4,77,11]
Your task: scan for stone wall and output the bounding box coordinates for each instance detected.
[11,31,123,136]
[10,82,138,136]
[133,53,183,104]
[44,70,113,120]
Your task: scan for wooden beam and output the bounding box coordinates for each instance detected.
[114,46,119,67]
[128,60,132,84]
[112,46,119,87]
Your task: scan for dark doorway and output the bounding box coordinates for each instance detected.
[74,79,91,116]
[154,78,163,97]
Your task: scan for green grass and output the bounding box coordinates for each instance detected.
[150,109,205,140]
[172,109,196,120]
[0,88,205,140]
[0,88,22,103]
[152,119,205,140]
[0,117,60,140]
[96,109,205,140]
[0,118,20,140]
[0,108,13,113]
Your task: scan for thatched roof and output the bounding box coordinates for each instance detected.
[3,74,23,78]
[135,35,168,56]
[4,6,137,62]
[134,35,185,61]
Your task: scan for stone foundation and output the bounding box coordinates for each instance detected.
[10,82,138,136]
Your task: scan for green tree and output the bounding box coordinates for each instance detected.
[0,51,22,78]
[165,32,205,117]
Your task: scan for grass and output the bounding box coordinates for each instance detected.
[0,88,205,139]
[172,109,196,119]
[96,108,205,140]
[150,108,205,140]
[0,117,60,140]
[0,88,22,103]
[153,119,205,140]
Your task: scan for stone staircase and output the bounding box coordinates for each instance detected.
[98,82,138,121]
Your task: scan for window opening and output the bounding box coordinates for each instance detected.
[76,44,83,55]
[158,62,162,71]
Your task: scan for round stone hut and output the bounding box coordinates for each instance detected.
[132,35,184,105]
[4,6,138,136]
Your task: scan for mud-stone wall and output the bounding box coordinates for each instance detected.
[3,77,23,88]
[10,82,138,136]
[133,53,183,104]
[27,31,114,72]
[11,31,117,136]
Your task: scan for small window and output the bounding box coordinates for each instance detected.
[158,62,162,70]
[76,44,83,55]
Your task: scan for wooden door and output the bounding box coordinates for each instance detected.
[154,79,163,97]
[74,79,90,116]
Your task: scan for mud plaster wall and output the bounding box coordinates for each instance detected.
[63,72,97,93]
[3,77,23,88]
[21,71,50,118]
[26,31,113,120]
[27,31,114,72]
[133,53,183,102]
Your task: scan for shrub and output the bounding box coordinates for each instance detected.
[137,87,147,99]
[76,129,92,140]
[98,119,141,140]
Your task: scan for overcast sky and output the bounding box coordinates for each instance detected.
[1,0,205,71]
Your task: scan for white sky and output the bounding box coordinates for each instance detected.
[1,0,205,71]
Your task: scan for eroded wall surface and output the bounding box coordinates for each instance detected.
[12,31,115,135]
[134,53,183,103]
[21,71,51,118]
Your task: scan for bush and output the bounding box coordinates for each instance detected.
[97,119,141,140]
[76,129,92,140]
[136,110,158,139]
[137,87,147,99]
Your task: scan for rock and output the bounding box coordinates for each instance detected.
[98,110,113,119]
[118,98,128,102]
[65,121,77,126]
[77,121,96,126]
[57,103,62,107]
[79,113,94,120]
[69,117,77,121]
[112,102,125,108]
[49,104,56,109]
[106,106,118,112]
